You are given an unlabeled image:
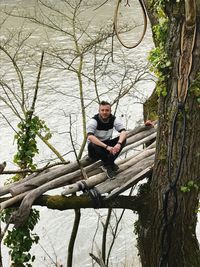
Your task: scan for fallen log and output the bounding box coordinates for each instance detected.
[0,124,158,227]
[105,166,152,200]
[9,160,102,196]
[126,127,156,146]
[127,123,156,138]
[0,156,94,197]
[121,132,157,155]
[0,191,30,210]
[119,147,155,171]
[0,145,155,211]
[0,125,156,197]
[96,155,154,194]
[61,150,155,196]
[6,153,155,227]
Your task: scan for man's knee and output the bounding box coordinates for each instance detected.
[88,142,98,152]
[88,142,95,155]
[88,143,100,160]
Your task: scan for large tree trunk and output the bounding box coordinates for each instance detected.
[138,1,200,266]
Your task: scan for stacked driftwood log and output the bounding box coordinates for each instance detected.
[0,124,157,226]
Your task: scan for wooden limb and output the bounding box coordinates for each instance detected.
[117,141,156,165]
[61,172,107,196]
[0,191,30,210]
[105,166,152,200]
[89,253,107,267]
[102,208,112,262]
[8,163,102,226]
[0,174,44,197]
[0,216,11,240]
[0,156,93,197]
[0,156,94,197]
[127,124,153,138]
[4,131,155,197]
[2,161,70,175]
[37,132,67,163]
[62,152,155,196]
[9,160,101,196]
[0,194,141,212]
[34,194,141,211]
[0,126,156,197]
[67,209,81,267]
[62,147,155,196]
[126,127,156,145]
[119,147,155,170]
[121,132,156,155]
[7,154,154,227]
[96,155,154,194]
[0,123,157,228]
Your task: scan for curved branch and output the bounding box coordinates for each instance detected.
[0,194,141,212]
[0,44,25,113]
[40,194,140,211]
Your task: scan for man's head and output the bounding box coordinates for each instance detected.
[99,101,111,120]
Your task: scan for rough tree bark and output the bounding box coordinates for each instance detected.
[138,1,200,266]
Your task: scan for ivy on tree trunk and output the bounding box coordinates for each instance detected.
[138,1,200,266]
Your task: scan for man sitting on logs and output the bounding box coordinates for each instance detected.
[87,101,127,179]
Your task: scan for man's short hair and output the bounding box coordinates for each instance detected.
[100,100,111,106]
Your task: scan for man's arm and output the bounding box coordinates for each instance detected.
[87,134,116,154]
[87,134,108,149]
[112,130,127,154]
[113,117,127,144]
[117,130,127,144]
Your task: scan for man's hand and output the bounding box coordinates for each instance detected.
[106,146,113,154]
[112,143,121,155]
[106,143,121,155]
[145,120,154,127]
[106,145,117,155]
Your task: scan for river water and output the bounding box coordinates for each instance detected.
[0,1,199,266]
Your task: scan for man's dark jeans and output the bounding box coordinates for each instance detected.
[87,137,126,166]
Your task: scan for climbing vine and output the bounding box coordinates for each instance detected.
[2,111,52,266]
[14,112,52,173]
[148,1,171,96]
[1,209,40,267]
[190,72,200,106]
[180,180,199,193]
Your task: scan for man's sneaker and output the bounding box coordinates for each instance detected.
[101,165,116,179]
[111,163,119,171]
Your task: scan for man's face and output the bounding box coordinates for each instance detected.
[99,104,111,120]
